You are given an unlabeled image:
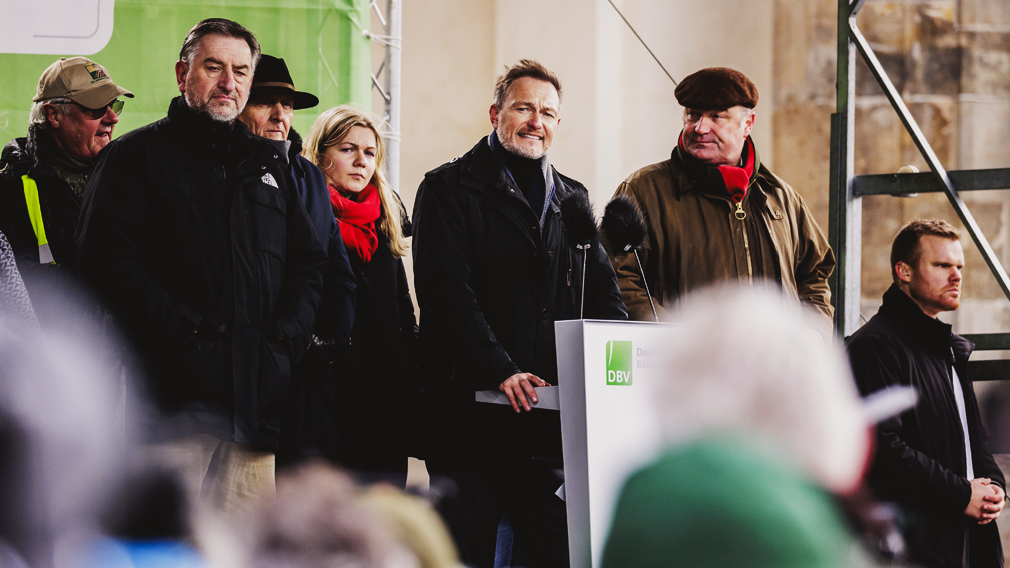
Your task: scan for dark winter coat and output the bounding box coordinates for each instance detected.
[604,141,835,329]
[411,135,628,464]
[77,97,326,450]
[281,201,416,476]
[846,284,1004,568]
[340,206,416,471]
[0,126,89,325]
[287,129,355,344]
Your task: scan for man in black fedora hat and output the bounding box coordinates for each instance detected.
[239,54,319,142]
[239,54,356,466]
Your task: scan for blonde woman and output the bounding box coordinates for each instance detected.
[302,106,416,487]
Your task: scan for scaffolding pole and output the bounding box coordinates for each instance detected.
[368,0,402,193]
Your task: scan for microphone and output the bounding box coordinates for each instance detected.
[601,195,658,322]
[559,190,598,319]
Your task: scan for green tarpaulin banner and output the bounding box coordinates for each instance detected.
[0,0,372,144]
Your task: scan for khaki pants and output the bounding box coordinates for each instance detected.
[144,434,275,522]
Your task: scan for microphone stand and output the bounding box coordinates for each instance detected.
[577,243,589,319]
[627,244,659,322]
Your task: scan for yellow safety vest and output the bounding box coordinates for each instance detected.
[21,175,55,264]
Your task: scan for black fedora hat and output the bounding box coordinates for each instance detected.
[250,54,319,110]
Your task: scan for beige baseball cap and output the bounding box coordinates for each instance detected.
[33,57,134,109]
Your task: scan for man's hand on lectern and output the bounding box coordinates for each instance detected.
[499,372,550,413]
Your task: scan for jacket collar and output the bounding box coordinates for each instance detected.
[168,96,234,137]
[458,135,564,247]
[0,124,92,184]
[669,135,763,200]
[879,283,972,359]
[167,97,283,168]
[463,135,512,192]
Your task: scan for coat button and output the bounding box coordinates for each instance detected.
[261,166,267,170]
[541,309,549,319]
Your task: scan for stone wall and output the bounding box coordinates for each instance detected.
[774,0,1010,329]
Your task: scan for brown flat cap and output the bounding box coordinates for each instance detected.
[675,67,758,110]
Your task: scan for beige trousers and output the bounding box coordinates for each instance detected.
[143,434,275,522]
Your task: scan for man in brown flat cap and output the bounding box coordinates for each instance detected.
[0,56,133,328]
[601,67,835,330]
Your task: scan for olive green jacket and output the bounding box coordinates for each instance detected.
[603,142,835,327]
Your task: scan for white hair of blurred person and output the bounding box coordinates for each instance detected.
[243,462,421,568]
[658,283,871,495]
[0,318,125,568]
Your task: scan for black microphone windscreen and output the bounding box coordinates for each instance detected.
[601,195,648,255]
[559,190,598,247]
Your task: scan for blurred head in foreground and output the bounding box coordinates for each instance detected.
[0,320,123,568]
[602,285,873,568]
[244,461,460,568]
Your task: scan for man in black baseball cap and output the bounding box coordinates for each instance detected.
[601,67,836,335]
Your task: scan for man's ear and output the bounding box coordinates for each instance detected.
[43,104,60,130]
[175,60,188,93]
[743,109,755,136]
[489,104,499,129]
[896,261,913,284]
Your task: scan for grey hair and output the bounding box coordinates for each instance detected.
[179,18,261,69]
[29,97,73,129]
[656,283,868,494]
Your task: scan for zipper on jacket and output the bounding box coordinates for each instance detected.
[734,201,753,285]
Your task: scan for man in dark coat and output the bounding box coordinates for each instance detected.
[412,59,627,568]
[236,53,359,466]
[77,19,326,519]
[847,219,1005,568]
[0,56,132,328]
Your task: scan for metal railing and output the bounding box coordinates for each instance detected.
[829,0,1010,380]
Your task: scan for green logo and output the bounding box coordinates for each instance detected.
[606,341,632,385]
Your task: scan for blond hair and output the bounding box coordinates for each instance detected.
[302,106,408,258]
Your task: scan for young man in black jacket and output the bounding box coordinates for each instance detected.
[412,59,627,568]
[77,19,326,520]
[847,219,1005,568]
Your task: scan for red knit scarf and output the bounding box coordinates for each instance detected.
[330,183,380,262]
[679,133,756,203]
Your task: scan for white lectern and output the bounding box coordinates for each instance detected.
[474,320,672,567]
[555,319,671,568]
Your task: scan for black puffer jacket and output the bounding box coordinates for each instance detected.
[0,126,88,324]
[77,97,326,450]
[846,284,1004,568]
[412,135,627,463]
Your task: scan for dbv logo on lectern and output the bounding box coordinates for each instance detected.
[606,341,633,385]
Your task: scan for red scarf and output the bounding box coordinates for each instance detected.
[330,183,380,262]
[679,133,756,204]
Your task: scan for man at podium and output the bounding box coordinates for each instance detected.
[411,59,627,567]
